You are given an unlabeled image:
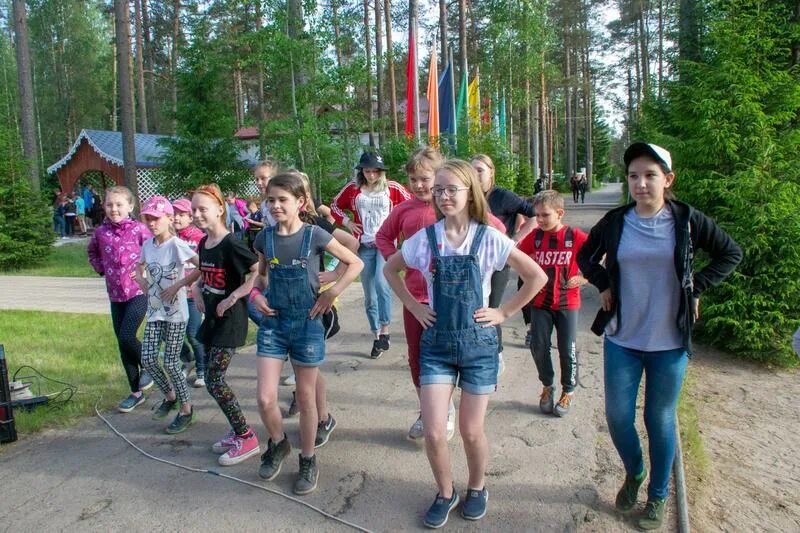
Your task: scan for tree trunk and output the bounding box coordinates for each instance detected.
[384,0,398,136]
[539,63,548,181]
[332,0,344,67]
[364,0,375,147]
[679,0,701,65]
[564,44,574,180]
[256,1,266,158]
[141,0,156,131]
[171,0,180,134]
[638,0,650,97]
[458,0,467,83]
[12,0,40,191]
[133,0,148,133]
[288,0,306,169]
[439,0,447,68]
[114,0,137,195]
[111,8,118,131]
[375,0,383,145]
[658,0,664,97]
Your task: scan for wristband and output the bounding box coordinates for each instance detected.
[249,287,262,303]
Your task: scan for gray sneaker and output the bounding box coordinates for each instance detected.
[539,385,555,415]
[258,435,292,481]
[166,409,196,434]
[408,415,424,440]
[293,454,319,495]
[314,413,337,448]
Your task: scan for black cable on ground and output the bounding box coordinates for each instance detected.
[94,403,372,533]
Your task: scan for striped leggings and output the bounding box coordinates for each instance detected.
[141,320,190,405]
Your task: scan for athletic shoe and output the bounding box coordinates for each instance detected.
[314,413,337,448]
[637,498,666,530]
[193,376,206,388]
[211,429,237,454]
[180,364,189,380]
[281,372,296,386]
[166,409,197,434]
[408,415,424,440]
[497,352,506,378]
[423,488,459,529]
[139,371,154,391]
[259,434,292,480]
[615,470,647,511]
[539,385,555,415]
[461,487,489,520]
[218,431,260,466]
[378,333,391,351]
[118,393,146,413]
[554,391,574,417]
[370,339,384,359]
[152,398,178,420]
[446,406,456,441]
[293,454,319,495]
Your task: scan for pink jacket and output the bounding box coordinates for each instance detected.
[88,218,152,302]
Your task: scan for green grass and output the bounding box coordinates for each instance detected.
[0,309,257,435]
[3,242,96,277]
[677,371,711,511]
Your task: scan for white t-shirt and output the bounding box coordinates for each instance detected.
[355,189,391,244]
[401,220,514,308]
[140,236,197,323]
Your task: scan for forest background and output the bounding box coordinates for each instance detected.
[0,0,798,363]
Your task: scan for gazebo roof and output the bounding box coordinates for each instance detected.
[47,129,171,174]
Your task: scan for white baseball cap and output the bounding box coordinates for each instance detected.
[624,142,672,172]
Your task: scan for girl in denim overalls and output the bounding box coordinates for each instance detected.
[385,160,547,528]
[250,173,363,496]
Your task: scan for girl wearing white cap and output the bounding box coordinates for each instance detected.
[577,142,742,530]
[135,196,202,434]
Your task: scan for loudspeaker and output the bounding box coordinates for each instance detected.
[0,344,18,444]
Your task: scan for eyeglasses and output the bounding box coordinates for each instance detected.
[432,186,470,198]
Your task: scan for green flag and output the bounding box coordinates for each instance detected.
[456,70,468,120]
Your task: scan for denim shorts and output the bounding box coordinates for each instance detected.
[419,326,498,395]
[256,315,326,367]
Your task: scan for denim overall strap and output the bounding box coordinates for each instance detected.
[428,223,487,332]
[298,225,314,265]
[266,224,317,319]
[264,225,276,261]
[426,225,440,258]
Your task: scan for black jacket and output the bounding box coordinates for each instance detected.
[576,200,743,354]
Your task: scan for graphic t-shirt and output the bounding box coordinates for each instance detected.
[401,220,514,308]
[253,223,332,296]
[140,236,197,322]
[517,225,588,310]
[198,234,258,347]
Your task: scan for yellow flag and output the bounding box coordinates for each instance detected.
[467,75,480,125]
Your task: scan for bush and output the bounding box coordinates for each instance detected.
[0,128,54,270]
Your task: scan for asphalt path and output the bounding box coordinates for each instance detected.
[1,183,675,532]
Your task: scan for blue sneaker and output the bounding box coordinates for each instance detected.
[461,487,489,520]
[118,393,146,413]
[423,488,459,529]
[139,371,154,392]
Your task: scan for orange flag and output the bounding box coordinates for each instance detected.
[426,41,440,144]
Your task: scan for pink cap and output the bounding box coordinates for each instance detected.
[172,198,192,214]
[141,195,174,217]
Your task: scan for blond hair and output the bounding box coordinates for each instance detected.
[255,159,280,173]
[469,153,496,191]
[433,159,489,224]
[533,190,564,211]
[405,146,443,175]
[105,185,135,207]
[286,169,320,218]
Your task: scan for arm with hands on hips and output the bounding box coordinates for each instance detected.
[215,263,258,318]
[309,237,363,318]
[319,228,360,285]
[251,254,276,318]
[383,251,436,329]
[473,248,548,327]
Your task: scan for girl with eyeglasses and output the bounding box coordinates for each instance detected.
[385,160,547,528]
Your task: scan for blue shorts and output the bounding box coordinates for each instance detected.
[256,315,326,367]
[419,326,498,395]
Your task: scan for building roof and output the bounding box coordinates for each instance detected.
[47,129,262,174]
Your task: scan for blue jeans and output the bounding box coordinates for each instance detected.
[180,298,206,376]
[359,245,392,332]
[604,338,688,500]
[256,315,326,367]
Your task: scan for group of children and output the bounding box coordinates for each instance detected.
[88,143,712,530]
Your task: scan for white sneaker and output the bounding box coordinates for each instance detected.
[497,352,506,378]
[193,376,206,388]
[446,405,456,441]
[408,415,424,440]
[281,372,296,386]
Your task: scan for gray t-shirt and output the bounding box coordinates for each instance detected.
[607,207,683,351]
[253,223,332,295]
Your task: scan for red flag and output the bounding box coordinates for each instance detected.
[405,23,416,137]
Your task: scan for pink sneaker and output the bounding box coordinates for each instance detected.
[211,429,236,454]
[218,432,260,466]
